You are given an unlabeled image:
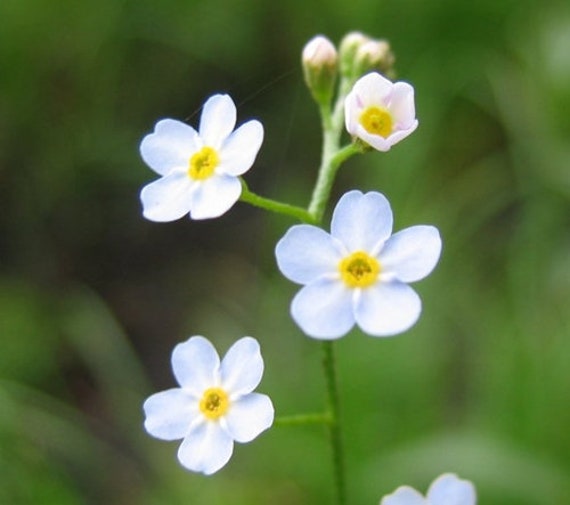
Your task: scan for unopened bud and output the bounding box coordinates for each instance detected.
[338,31,370,77]
[355,39,395,76]
[302,35,338,105]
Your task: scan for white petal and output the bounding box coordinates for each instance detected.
[275,225,343,284]
[380,486,426,505]
[331,191,393,252]
[140,119,201,176]
[380,225,442,283]
[352,72,393,106]
[220,337,264,396]
[354,127,392,151]
[199,94,237,148]
[389,81,417,129]
[224,393,274,443]
[188,175,241,220]
[345,73,396,138]
[354,281,421,336]
[219,120,264,176]
[172,336,220,393]
[427,474,476,505]
[177,421,234,475]
[344,90,362,136]
[140,171,194,222]
[143,388,198,440]
[385,121,419,147]
[291,279,355,339]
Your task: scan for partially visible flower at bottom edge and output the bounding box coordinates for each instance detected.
[380,473,476,505]
[143,335,274,475]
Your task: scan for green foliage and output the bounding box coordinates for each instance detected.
[1,0,569,503]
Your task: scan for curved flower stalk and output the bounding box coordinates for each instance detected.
[380,473,476,505]
[143,336,274,475]
[275,190,442,339]
[140,94,264,221]
[345,72,418,151]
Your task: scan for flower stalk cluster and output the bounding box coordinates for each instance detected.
[138,30,476,505]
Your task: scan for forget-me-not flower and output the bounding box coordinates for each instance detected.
[140,94,264,221]
[380,473,476,505]
[143,336,274,475]
[275,190,441,339]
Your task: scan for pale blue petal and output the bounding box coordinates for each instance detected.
[143,388,198,441]
[140,172,194,222]
[219,120,264,176]
[189,175,241,220]
[172,336,220,393]
[427,474,476,505]
[275,225,343,284]
[177,421,234,475]
[331,191,393,251]
[354,281,421,336]
[389,81,417,128]
[380,486,426,505]
[224,393,274,443]
[140,119,200,176]
[199,94,236,148]
[220,337,264,396]
[291,279,354,339]
[380,225,442,283]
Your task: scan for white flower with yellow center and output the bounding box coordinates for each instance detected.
[275,190,442,339]
[140,94,264,221]
[380,473,476,505]
[344,72,418,151]
[143,336,274,475]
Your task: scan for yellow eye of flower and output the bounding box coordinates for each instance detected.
[339,251,380,288]
[359,106,393,138]
[199,387,230,420]
[189,147,219,180]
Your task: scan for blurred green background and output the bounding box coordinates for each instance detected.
[1,0,569,503]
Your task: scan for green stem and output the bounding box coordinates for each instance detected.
[240,179,316,224]
[308,143,361,222]
[307,81,361,222]
[322,341,346,505]
[303,82,355,505]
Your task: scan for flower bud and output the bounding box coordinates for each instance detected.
[338,31,370,77]
[355,39,395,77]
[302,35,338,105]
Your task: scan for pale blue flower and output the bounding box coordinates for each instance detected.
[381,473,476,505]
[140,94,263,221]
[143,336,274,475]
[275,190,442,339]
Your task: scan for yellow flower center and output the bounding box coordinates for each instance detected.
[188,147,219,180]
[339,251,381,288]
[359,106,393,138]
[199,387,230,420]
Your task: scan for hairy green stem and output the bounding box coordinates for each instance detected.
[305,82,355,505]
[307,80,360,222]
[240,180,316,224]
[322,341,346,505]
[307,143,361,222]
